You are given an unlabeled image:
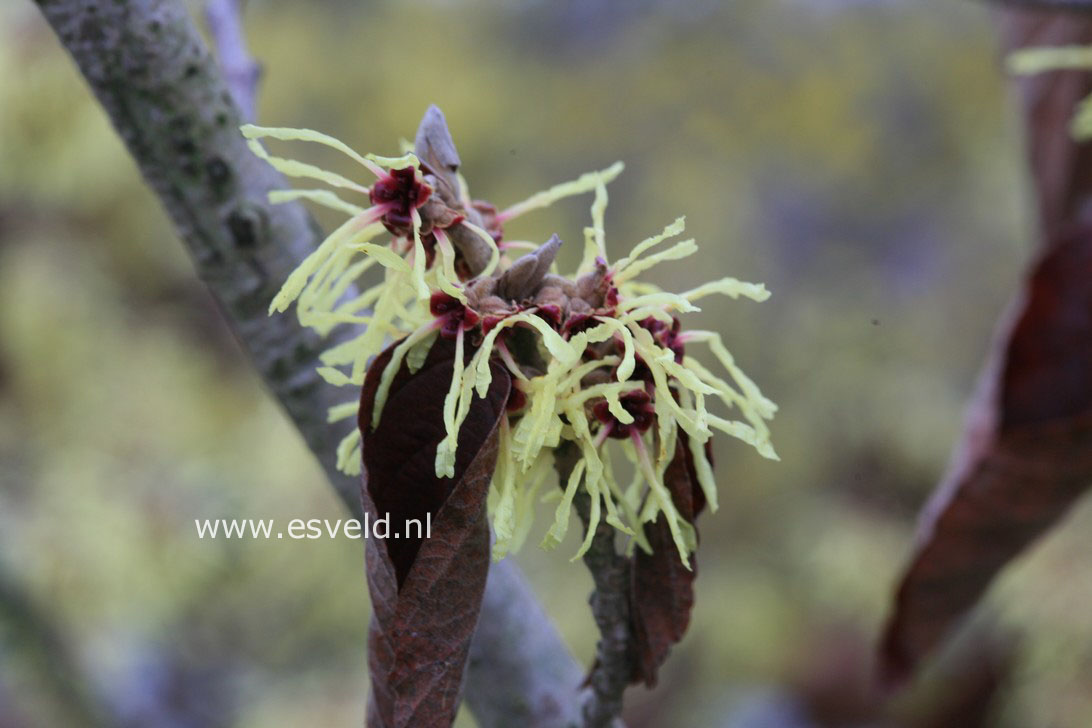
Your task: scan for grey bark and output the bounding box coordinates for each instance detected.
[32,0,582,724]
[468,561,585,727]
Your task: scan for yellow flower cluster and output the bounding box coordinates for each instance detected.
[247,123,777,565]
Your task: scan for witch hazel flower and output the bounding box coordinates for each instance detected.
[253,106,777,566]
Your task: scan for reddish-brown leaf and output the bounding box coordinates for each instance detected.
[880,227,1092,683]
[880,8,1092,684]
[629,434,708,686]
[359,337,511,728]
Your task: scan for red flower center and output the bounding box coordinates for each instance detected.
[430,292,480,339]
[593,389,656,439]
[370,166,432,236]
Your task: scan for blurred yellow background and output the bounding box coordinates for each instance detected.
[1,1,1091,726]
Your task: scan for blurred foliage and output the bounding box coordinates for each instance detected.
[1,0,1090,726]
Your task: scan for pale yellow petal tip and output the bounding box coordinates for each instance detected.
[334,429,363,475]
[757,441,780,461]
[434,445,457,480]
[539,533,563,551]
[604,160,626,179]
[327,401,359,424]
[317,366,352,386]
[605,514,634,536]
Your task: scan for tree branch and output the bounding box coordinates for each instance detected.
[555,443,633,728]
[204,0,261,122]
[575,504,634,726]
[467,560,585,727]
[31,0,582,723]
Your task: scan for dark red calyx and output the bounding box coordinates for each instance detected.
[562,312,599,339]
[430,291,480,339]
[638,316,685,362]
[481,315,507,335]
[506,383,527,413]
[536,304,563,329]
[593,389,656,439]
[370,166,432,235]
[605,284,620,308]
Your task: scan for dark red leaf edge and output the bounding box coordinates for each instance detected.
[880,227,1092,684]
[629,433,708,686]
[359,337,511,728]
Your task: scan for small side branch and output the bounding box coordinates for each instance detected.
[204,0,261,122]
[555,443,633,728]
[577,500,634,727]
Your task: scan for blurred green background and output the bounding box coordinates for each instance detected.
[2,0,1091,726]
